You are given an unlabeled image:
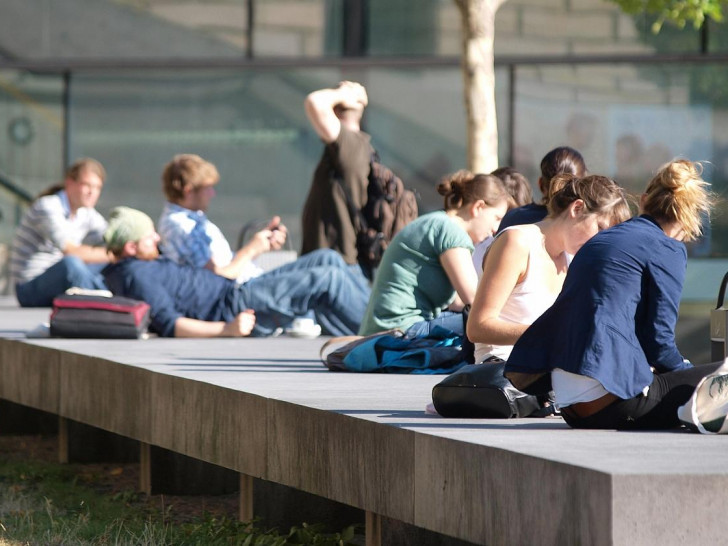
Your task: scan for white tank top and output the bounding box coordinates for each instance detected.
[474,225,562,363]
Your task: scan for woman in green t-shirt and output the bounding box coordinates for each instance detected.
[358,171,511,336]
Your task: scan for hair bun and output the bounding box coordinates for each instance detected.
[436,179,453,197]
[643,159,714,241]
[437,169,471,197]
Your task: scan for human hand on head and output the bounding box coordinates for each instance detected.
[223,309,256,337]
[337,81,368,109]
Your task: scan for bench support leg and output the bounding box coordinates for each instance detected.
[140,442,151,495]
[365,511,381,546]
[58,417,68,464]
[239,473,254,523]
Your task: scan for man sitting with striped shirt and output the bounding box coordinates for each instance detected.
[10,158,110,307]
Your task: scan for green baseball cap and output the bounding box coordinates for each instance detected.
[104,206,155,252]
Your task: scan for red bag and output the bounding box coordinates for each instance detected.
[50,294,151,339]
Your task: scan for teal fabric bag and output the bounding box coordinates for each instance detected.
[322,327,466,375]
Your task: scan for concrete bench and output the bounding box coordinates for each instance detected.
[0,299,726,545]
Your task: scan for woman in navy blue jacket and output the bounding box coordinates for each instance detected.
[505,159,719,429]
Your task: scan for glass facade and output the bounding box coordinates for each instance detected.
[0,70,64,244]
[1,0,728,315]
[0,0,249,60]
[66,68,468,246]
[511,62,728,262]
[3,0,707,60]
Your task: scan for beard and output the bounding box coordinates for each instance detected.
[136,246,160,260]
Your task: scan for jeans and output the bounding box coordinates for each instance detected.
[404,311,465,339]
[237,249,371,337]
[15,256,108,308]
[562,362,724,430]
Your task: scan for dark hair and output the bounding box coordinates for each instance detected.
[643,159,715,241]
[437,170,509,211]
[539,146,587,204]
[491,166,532,208]
[547,174,631,225]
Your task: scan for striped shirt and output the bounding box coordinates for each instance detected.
[10,191,107,284]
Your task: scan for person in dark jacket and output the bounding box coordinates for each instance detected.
[505,159,720,430]
[101,207,369,338]
[497,146,587,232]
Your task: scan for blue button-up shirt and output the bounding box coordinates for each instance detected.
[506,215,691,400]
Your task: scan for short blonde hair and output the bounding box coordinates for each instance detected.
[162,154,219,202]
[642,159,715,242]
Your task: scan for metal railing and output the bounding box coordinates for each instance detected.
[0,171,32,227]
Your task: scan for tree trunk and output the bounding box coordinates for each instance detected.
[454,0,505,173]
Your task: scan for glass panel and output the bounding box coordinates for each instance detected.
[495,66,512,168]
[67,67,469,251]
[707,18,728,53]
[367,0,443,56]
[253,0,338,57]
[0,69,64,293]
[0,0,248,60]
[495,1,701,56]
[512,62,728,298]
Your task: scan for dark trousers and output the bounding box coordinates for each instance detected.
[563,362,724,430]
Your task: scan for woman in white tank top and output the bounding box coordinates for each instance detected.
[467,174,631,363]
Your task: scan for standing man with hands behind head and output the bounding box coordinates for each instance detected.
[302,81,373,268]
[11,158,109,307]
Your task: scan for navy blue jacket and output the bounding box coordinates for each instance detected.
[496,203,547,234]
[506,215,691,399]
[103,258,241,337]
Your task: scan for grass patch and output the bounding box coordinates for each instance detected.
[0,444,361,545]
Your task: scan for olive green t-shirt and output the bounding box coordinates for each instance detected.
[358,211,474,335]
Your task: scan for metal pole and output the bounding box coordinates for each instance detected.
[246,0,255,60]
[343,0,368,57]
[507,64,516,168]
[62,70,71,169]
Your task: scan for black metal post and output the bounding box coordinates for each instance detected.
[246,0,255,59]
[701,20,709,54]
[343,0,368,57]
[507,64,516,168]
[62,70,71,169]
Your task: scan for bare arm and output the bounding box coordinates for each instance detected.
[208,217,288,280]
[63,242,110,264]
[304,82,368,143]
[440,247,479,311]
[174,310,255,338]
[466,230,530,345]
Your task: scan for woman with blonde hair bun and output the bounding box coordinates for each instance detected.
[358,170,511,337]
[506,159,721,430]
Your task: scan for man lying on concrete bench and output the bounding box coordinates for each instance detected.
[101,207,369,338]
